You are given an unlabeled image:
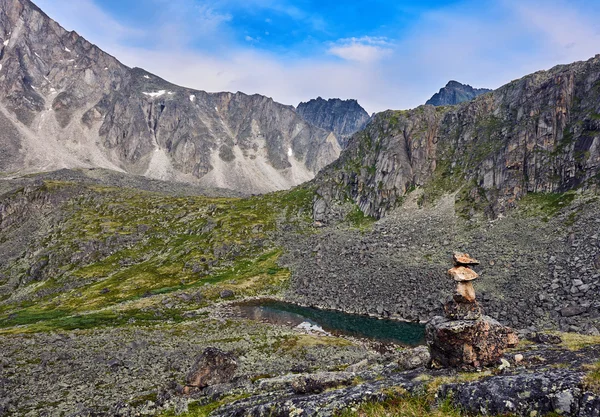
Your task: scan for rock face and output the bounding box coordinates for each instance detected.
[426,315,519,368]
[185,348,238,390]
[426,80,492,106]
[296,97,371,148]
[314,55,600,219]
[0,0,340,193]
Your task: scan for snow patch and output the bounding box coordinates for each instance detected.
[143,75,150,79]
[189,95,196,102]
[64,47,71,52]
[3,40,8,46]
[104,67,108,70]
[34,52,40,57]
[296,322,329,335]
[143,90,168,98]
[288,147,293,157]
[215,107,219,112]
[0,64,3,71]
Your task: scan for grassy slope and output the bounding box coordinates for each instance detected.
[0,181,315,333]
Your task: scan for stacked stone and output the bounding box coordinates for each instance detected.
[426,253,519,369]
[444,253,484,320]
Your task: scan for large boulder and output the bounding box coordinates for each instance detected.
[185,347,238,391]
[438,369,592,416]
[426,316,518,368]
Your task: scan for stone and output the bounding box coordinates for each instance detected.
[514,354,524,363]
[185,348,237,391]
[397,346,431,370]
[426,316,519,368]
[453,253,480,266]
[448,266,479,282]
[290,371,355,394]
[560,305,587,317]
[438,369,585,416]
[219,290,235,299]
[527,332,563,345]
[456,281,476,302]
[444,299,483,320]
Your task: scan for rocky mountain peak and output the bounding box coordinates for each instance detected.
[426,80,492,106]
[0,0,340,194]
[296,97,371,148]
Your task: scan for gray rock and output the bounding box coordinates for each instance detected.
[397,346,430,370]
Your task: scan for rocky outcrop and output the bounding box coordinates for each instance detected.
[0,0,340,193]
[439,369,599,417]
[296,97,371,148]
[314,56,600,218]
[426,80,492,106]
[185,348,238,392]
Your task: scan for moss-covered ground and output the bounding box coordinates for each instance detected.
[0,181,317,333]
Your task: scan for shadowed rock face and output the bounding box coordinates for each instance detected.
[0,0,340,193]
[297,97,371,148]
[426,80,492,106]
[315,55,600,218]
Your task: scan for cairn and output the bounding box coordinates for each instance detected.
[444,253,484,320]
[426,253,519,368]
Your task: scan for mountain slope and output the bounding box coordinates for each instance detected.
[0,0,340,193]
[426,80,492,106]
[296,97,371,148]
[315,56,600,218]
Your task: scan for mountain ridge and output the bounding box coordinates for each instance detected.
[0,0,341,193]
[314,54,600,219]
[296,97,371,148]
[426,80,492,106]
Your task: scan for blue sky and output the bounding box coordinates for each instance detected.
[35,0,600,113]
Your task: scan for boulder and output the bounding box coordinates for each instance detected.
[397,346,431,370]
[185,348,238,390]
[290,371,355,394]
[426,316,519,368]
[560,305,587,317]
[220,290,235,299]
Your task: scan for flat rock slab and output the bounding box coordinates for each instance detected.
[453,253,480,266]
[448,266,479,282]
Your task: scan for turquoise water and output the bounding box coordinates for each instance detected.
[237,300,425,346]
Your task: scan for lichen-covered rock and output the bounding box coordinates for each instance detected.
[185,348,238,390]
[426,315,519,368]
[439,370,588,416]
[291,372,355,394]
[397,346,431,371]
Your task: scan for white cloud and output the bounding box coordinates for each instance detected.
[327,37,393,63]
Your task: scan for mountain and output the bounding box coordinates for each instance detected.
[0,0,340,194]
[314,55,600,219]
[425,80,492,106]
[296,97,371,148]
